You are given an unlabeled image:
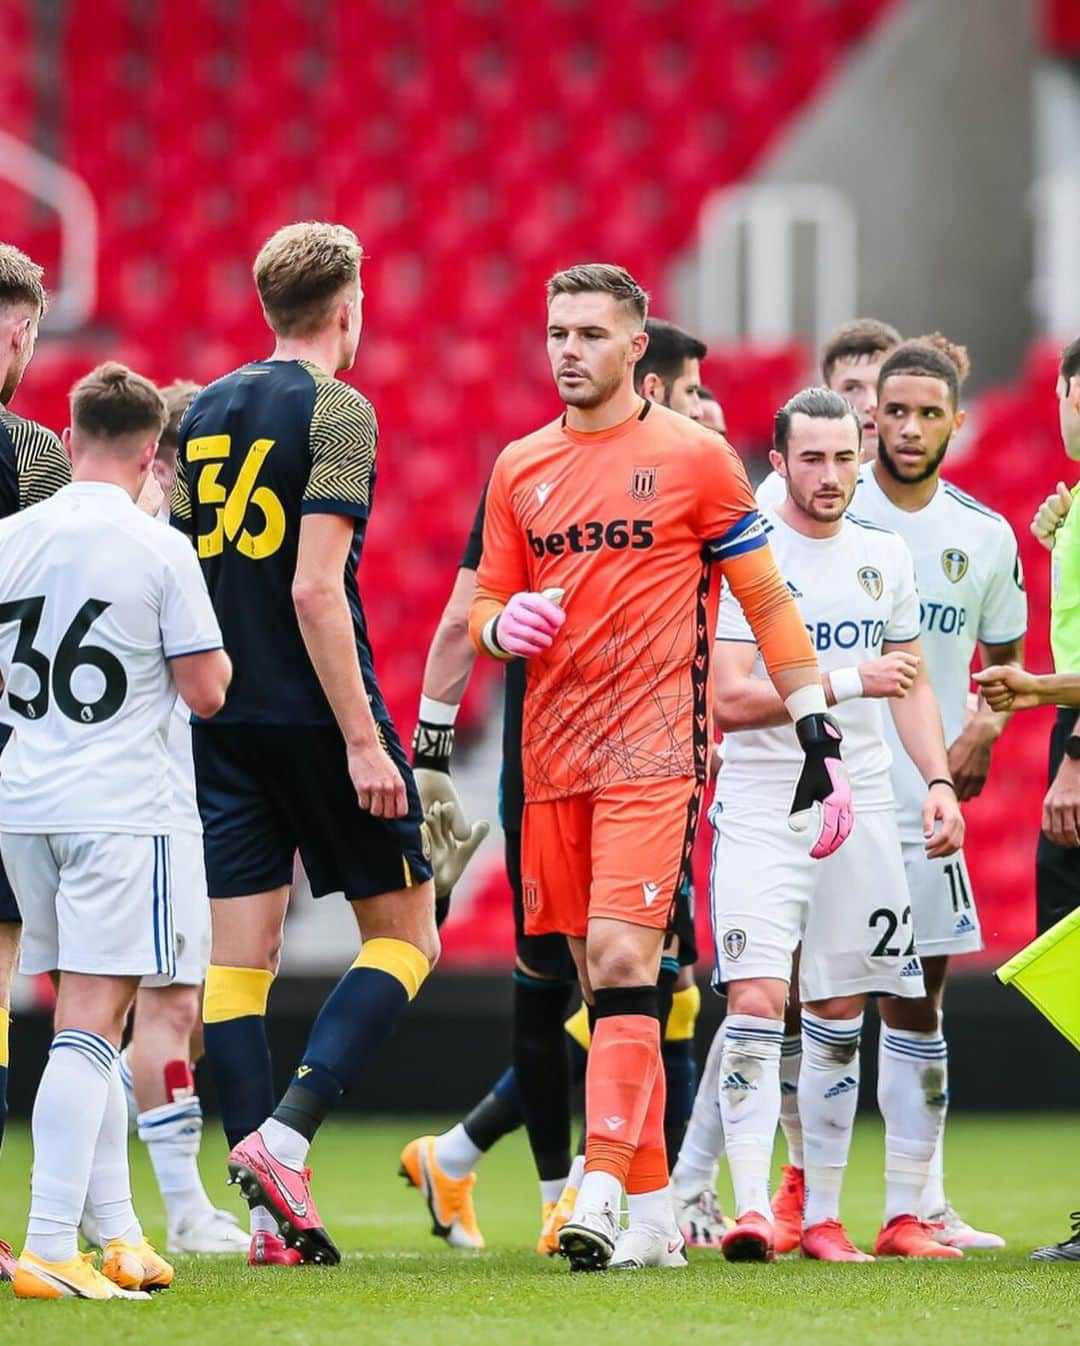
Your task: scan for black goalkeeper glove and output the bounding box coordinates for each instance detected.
[789,713,854,858]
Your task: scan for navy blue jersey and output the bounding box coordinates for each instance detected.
[0,407,71,517]
[171,359,384,725]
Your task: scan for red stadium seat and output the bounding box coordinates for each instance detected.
[7,0,899,964]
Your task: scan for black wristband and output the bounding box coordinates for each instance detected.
[794,711,843,750]
[412,720,455,773]
[928,777,956,793]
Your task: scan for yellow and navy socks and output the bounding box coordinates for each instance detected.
[273,939,429,1142]
[202,965,275,1149]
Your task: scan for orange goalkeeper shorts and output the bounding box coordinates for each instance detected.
[521,777,702,939]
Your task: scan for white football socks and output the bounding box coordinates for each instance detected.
[627,1185,678,1234]
[258,1116,310,1172]
[118,1045,138,1132]
[26,1030,117,1263]
[575,1168,622,1218]
[779,1035,805,1169]
[671,1025,724,1200]
[433,1123,484,1180]
[878,1025,948,1224]
[800,1010,862,1228]
[137,1098,215,1227]
[87,1064,142,1246]
[717,1014,783,1218]
[540,1178,566,1206]
[919,1011,948,1218]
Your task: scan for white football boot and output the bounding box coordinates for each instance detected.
[610,1225,688,1270]
[167,1207,250,1254]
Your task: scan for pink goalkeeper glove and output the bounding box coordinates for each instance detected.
[788,713,855,859]
[494,590,566,658]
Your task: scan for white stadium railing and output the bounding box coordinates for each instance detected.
[693,183,857,351]
[0,129,97,330]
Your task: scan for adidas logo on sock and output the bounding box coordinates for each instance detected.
[721,1071,756,1093]
[900,958,922,977]
[780,1081,797,1096]
[824,1075,858,1100]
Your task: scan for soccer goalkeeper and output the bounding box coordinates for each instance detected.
[470,262,852,1272]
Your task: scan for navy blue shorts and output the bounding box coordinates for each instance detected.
[0,855,20,923]
[192,720,433,901]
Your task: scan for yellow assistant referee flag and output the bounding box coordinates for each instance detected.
[997,904,1080,1051]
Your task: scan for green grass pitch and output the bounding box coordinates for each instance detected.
[2,1114,1080,1345]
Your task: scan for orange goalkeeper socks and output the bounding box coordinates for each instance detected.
[626,1059,668,1195]
[583,986,661,1187]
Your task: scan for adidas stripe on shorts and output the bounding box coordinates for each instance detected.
[140,829,210,988]
[710,803,926,1001]
[902,843,982,958]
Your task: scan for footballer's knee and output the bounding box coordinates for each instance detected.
[586,920,663,990]
[879,994,939,1034]
[209,889,288,973]
[355,882,441,969]
[137,983,201,1043]
[726,978,787,1023]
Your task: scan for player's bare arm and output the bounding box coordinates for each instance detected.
[714,642,919,732]
[885,637,964,859]
[294,512,407,820]
[947,637,1024,800]
[975,666,1080,846]
[973,663,1080,710]
[169,648,232,719]
[423,567,478,705]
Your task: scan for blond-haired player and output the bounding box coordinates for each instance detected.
[171,222,438,1266]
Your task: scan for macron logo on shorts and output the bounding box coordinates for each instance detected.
[602,1115,626,1132]
[642,881,661,907]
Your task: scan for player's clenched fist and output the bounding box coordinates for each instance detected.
[1030,481,1073,551]
[495,590,566,658]
[858,650,920,699]
[348,741,408,818]
[973,664,1042,712]
[788,713,854,859]
[922,781,964,859]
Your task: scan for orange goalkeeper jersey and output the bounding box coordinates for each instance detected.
[471,399,817,802]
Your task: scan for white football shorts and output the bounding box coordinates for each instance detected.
[710,801,925,1001]
[141,829,209,988]
[902,842,982,957]
[1,831,176,979]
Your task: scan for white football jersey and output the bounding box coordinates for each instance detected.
[717,508,920,809]
[166,696,201,834]
[852,464,1027,839]
[0,481,222,834]
[755,468,786,512]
